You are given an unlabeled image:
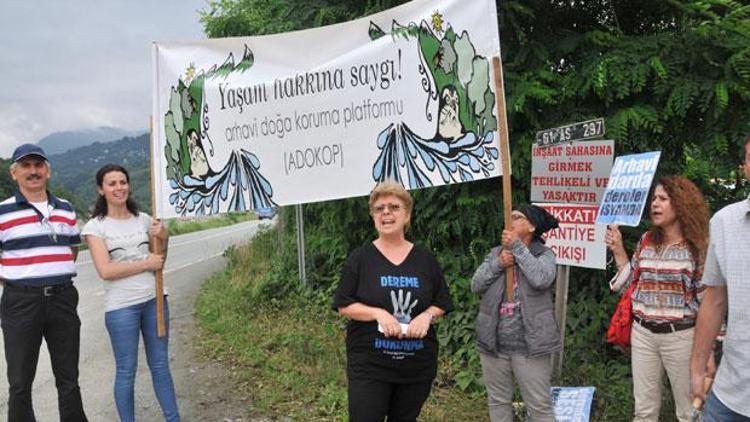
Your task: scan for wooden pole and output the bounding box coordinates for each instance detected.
[492,56,515,300]
[149,117,166,337]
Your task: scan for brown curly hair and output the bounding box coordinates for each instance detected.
[648,175,709,261]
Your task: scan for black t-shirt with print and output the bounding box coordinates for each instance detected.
[332,242,454,383]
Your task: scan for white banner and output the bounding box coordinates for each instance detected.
[536,203,606,270]
[152,0,502,218]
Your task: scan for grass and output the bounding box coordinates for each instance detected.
[194,229,489,421]
[194,226,679,421]
[166,212,255,236]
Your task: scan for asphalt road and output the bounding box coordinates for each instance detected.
[0,219,269,421]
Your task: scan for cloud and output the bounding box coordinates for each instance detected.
[0,106,46,156]
[0,0,206,158]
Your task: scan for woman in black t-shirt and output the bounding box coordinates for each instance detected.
[333,180,453,422]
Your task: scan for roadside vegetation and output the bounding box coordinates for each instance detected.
[194,1,750,421]
[195,224,490,421]
[195,207,667,420]
[166,212,256,236]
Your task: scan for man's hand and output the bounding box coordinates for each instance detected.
[691,370,713,406]
[692,349,717,405]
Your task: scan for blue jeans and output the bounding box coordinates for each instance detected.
[704,391,750,422]
[105,297,180,422]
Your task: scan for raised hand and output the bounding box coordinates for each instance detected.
[606,225,629,268]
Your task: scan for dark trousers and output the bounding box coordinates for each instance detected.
[348,377,433,422]
[1,284,87,422]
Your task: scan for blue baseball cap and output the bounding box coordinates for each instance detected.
[12,144,48,162]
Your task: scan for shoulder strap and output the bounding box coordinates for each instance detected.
[632,232,651,286]
[638,231,650,254]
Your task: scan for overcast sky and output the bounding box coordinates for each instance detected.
[0,0,207,158]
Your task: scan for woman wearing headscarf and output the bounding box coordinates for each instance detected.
[606,175,709,422]
[472,204,561,422]
[333,180,454,422]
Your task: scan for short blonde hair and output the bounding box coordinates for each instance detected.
[369,180,413,214]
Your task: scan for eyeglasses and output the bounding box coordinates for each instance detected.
[371,203,403,214]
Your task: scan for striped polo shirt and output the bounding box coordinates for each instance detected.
[0,191,81,286]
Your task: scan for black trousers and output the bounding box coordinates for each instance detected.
[1,284,87,422]
[348,377,433,422]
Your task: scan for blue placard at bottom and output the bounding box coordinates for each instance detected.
[551,386,596,422]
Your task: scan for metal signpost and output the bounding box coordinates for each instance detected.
[295,204,306,286]
[532,118,611,378]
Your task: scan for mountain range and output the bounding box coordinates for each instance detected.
[0,137,150,214]
[48,134,152,215]
[37,127,146,155]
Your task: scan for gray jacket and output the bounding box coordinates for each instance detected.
[471,239,562,357]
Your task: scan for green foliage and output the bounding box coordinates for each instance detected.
[197,0,750,419]
[200,0,408,38]
[0,159,15,199]
[165,212,256,236]
[196,227,490,421]
[49,134,151,215]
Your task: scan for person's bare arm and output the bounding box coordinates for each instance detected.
[338,302,403,338]
[85,235,164,281]
[690,285,727,401]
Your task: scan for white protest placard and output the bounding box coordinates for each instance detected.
[152,0,502,218]
[536,203,606,269]
[530,140,614,205]
[595,151,661,226]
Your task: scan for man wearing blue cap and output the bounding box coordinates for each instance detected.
[0,144,87,421]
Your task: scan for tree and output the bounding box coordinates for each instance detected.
[0,159,15,199]
[199,0,750,418]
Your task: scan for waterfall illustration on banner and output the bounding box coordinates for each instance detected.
[162,46,276,216]
[369,11,499,188]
